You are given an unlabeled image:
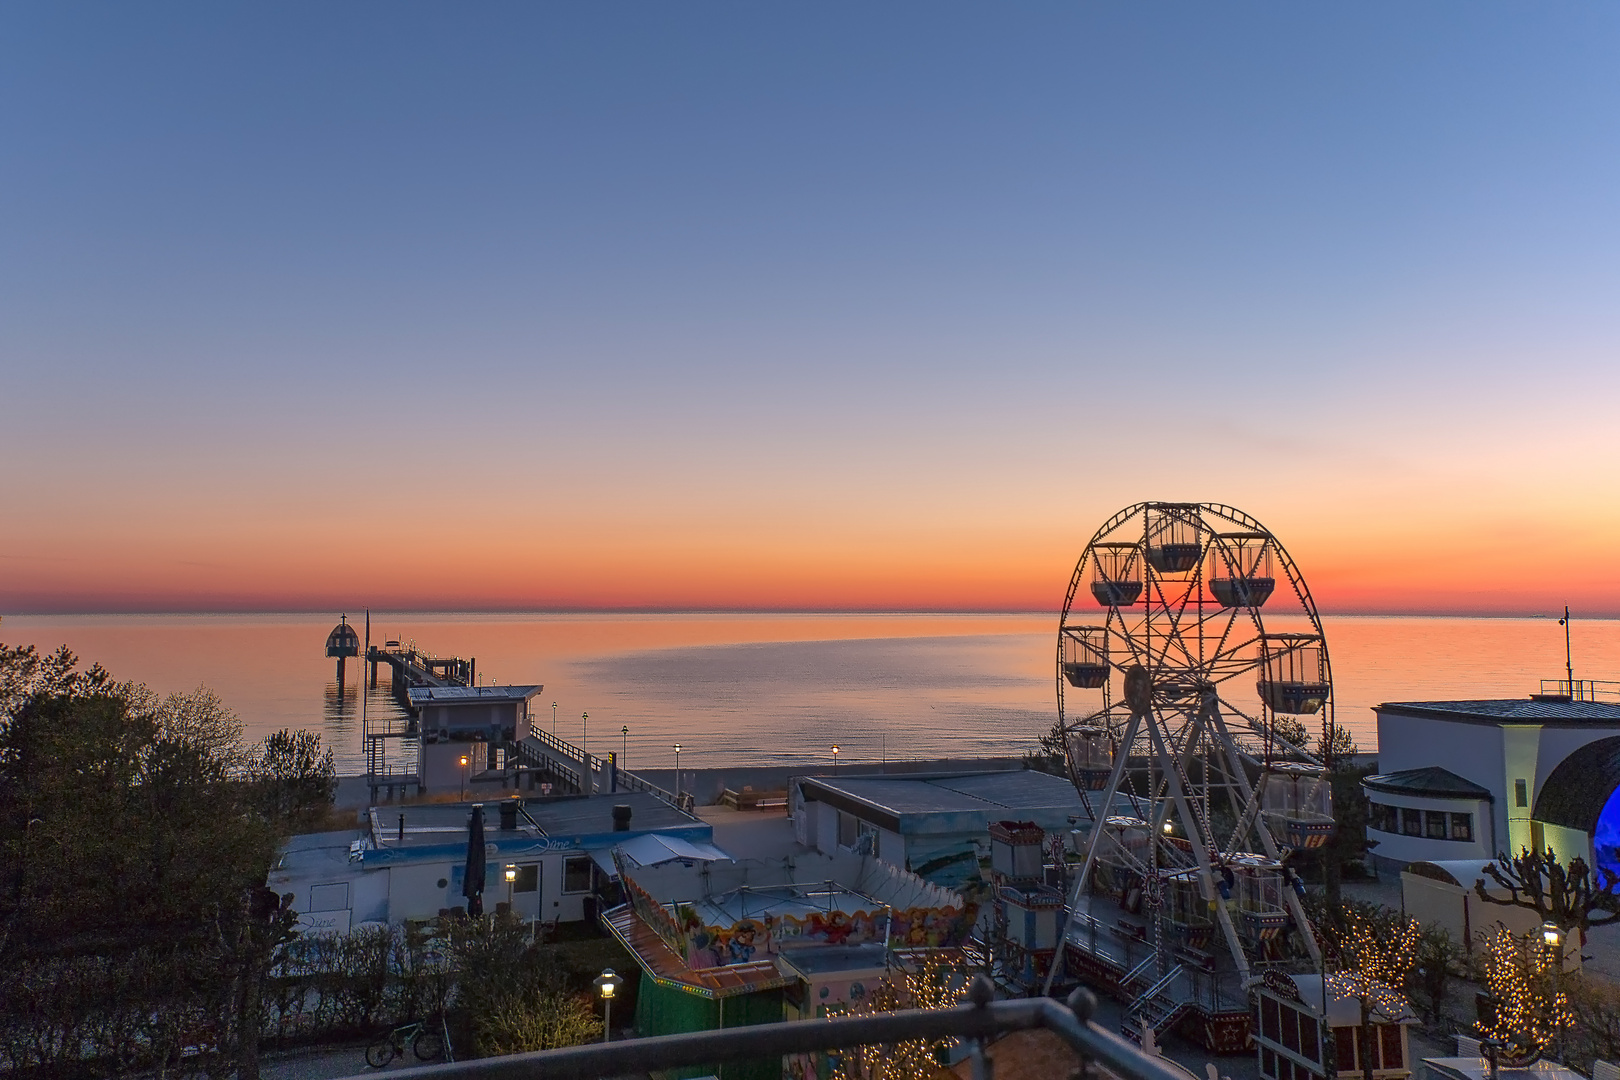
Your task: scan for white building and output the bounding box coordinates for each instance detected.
[1364,695,1620,874]
[268,791,724,934]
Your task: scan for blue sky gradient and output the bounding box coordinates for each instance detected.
[4,4,1619,612]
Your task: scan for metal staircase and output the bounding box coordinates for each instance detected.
[1121,965,1193,1045]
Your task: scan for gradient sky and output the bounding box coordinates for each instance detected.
[4,4,1619,615]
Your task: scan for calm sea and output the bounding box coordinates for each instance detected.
[2,612,1615,775]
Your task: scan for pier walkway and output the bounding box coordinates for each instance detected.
[513,727,685,809]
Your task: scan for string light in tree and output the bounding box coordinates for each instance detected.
[1476,924,1574,1063]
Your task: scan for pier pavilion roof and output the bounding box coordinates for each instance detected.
[406,684,543,706]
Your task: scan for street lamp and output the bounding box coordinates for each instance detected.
[1543,921,1566,1061]
[582,712,590,795]
[459,754,469,800]
[673,743,682,800]
[504,864,516,909]
[832,744,840,774]
[593,968,624,1042]
[552,700,557,733]
[621,725,629,768]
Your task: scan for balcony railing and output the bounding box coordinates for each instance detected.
[333,979,1189,1080]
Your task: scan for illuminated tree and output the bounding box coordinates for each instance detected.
[1323,907,1420,1080]
[1476,924,1574,1064]
[832,953,964,1080]
[1475,847,1620,939]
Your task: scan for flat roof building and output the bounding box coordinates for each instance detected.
[269,791,714,933]
[791,768,1087,885]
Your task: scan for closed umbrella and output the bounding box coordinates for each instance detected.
[463,803,486,916]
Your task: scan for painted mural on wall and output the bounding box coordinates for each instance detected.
[616,860,978,971]
[676,904,974,969]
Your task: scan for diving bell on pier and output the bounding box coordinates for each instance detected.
[326,617,361,659]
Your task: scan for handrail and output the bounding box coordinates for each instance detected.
[1132,964,1185,1011]
[331,980,1192,1080]
[1122,954,1159,988]
[1541,679,1620,703]
[524,730,681,808]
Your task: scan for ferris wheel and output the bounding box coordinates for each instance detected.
[1045,502,1339,1000]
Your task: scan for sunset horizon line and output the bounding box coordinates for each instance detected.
[4,603,1613,621]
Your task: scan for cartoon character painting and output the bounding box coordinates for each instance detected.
[727,920,760,963]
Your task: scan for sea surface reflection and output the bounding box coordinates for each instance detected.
[3,612,1614,774]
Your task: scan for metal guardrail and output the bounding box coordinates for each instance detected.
[525,729,682,808]
[1541,679,1620,703]
[332,979,1191,1080]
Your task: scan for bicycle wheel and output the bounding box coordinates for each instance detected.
[365,1038,397,1069]
[412,1027,444,1061]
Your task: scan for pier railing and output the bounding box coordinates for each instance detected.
[332,978,1187,1080]
[520,728,681,808]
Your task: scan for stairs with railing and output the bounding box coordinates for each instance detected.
[1122,964,1193,1045]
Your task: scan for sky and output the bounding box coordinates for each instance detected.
[3,3,1619,615]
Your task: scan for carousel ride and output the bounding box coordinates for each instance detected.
[1040,503,1339,1049]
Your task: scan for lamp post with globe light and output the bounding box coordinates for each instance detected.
[505,864,516,910]
[673,744,682,801]
[459,755,468,800]
[832,745,840,774]
[594,968,624,1042]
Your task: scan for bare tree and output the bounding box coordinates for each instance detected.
[1475,847,1620,938]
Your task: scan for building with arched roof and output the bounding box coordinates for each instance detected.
[1363,693,1620,876]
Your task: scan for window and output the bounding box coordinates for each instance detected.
[563,855,592,893]
[1262,1048,1277,1079]
[1401,808,1423,836]
[1262,996,1280,1041]
[1280,1004,1300,1052]
[837,811,858,849]
[857,821,880,857]
[1450,813,1474,842]
[1379,1024,1403,1069]
[1335,1027,1357,1071]
[1426,811,1448,839]
[514,864,539,893]
[1299,1014,1320,1062]
[1515,779,1528,807]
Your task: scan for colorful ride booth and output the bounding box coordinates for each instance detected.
[602,849,979,1080]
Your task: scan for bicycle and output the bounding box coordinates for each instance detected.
[365,1019,445,1068]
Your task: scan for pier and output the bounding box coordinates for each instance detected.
[361,642,478,798]
[365,643,474,712]
[351,629,682,809]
